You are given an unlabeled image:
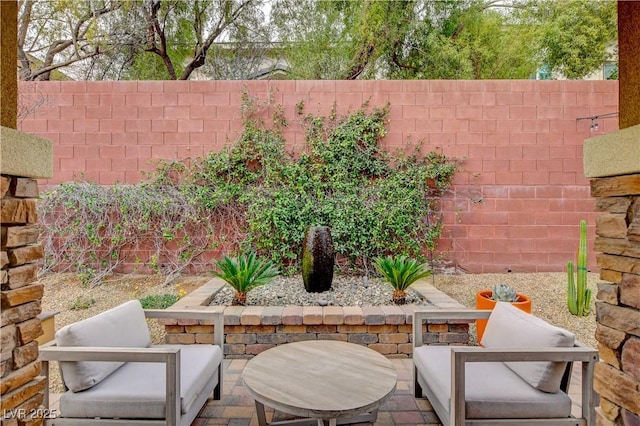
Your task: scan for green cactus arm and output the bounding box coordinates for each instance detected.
[576,220,588,315]
[583,288,592,316]
[577,220,589,315]
[567,260,577,315]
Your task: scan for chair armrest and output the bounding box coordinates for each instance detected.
[413,309,492,347]
[450,344,598,363]
[144,307,224,347]
[39,344,180,363]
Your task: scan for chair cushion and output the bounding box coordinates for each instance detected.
[414,345,572,419]
[59,344,223,419]
[481,301,575,393]
[56,300,152,392]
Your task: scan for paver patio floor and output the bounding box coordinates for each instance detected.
[191,358,441,426]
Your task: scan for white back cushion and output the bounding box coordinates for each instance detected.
[481,301,575,393]
[56,300,151,392]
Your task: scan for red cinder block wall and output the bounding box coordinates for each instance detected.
[19,80,619,273]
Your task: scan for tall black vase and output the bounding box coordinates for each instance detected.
[301,226,335,293]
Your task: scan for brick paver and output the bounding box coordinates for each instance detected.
[195,358,440,426]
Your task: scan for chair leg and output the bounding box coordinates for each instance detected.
[213,367,222,400]
[414,366,423,398]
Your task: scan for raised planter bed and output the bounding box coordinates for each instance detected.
[162,278,469,358]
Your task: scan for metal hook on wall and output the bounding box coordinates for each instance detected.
[576,112,618,132]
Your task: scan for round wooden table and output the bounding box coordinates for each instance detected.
[242,340,397,426]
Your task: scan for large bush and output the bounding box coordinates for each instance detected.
[39,96,456,283]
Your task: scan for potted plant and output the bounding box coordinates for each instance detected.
[211,252,279,306]
[373,255,431,305]
[475,283,532,341]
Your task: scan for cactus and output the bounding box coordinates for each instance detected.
[567,220,592,316]
[490,284,519,302]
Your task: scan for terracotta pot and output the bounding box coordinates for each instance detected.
[475,290,532,343]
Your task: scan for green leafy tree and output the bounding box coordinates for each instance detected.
[271,0,418,79]
[450,6,539,79]
[529,0,617,79]
[272,0,617,80]
[17,0,127,80]
[18,0,617,81]
[126,0,265,80]
[17,0,268,81]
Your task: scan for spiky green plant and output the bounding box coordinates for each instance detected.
[212,253,279,306]
[373,255,431,305]
[567,220,592,316]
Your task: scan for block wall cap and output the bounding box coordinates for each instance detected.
[584,124,640,178]
[1,126,53,179]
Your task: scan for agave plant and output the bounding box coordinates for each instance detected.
[491,284,519,302]
[373,255,431,305]
[212,253,279,306]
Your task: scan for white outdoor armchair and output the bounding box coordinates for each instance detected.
[413,302,598,426]
[40,300,224,426]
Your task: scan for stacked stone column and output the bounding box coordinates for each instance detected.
[590,173,640,426]
[1,175,46,425]
[0,125,53,425]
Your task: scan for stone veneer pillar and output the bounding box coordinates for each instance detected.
[583,125,640,426]
[1,126,53,425]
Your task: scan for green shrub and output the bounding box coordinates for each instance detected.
[39,93,457,281]
[138,293,181,309]
[245,103,456,270]
[69,295,95,311]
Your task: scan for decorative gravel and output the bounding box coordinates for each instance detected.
[428,272,599,349]
[209,275,427,306]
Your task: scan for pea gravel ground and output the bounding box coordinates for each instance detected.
[39,271,599,392]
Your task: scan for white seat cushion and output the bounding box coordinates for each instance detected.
[481,301,575,393]
[56,300,152,392]
[414,345,572,419]
[59,344,223,419]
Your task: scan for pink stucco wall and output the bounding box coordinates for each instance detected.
[19,80,619,273]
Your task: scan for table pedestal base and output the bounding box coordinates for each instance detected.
[255,401,379,426]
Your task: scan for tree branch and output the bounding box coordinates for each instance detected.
[140,0,177,79]
[180,0,253,80]
[344,43,375,80]
[28,48,101,80]
[391,41,418,71]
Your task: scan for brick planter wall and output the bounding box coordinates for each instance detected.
[161,278,469,358]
